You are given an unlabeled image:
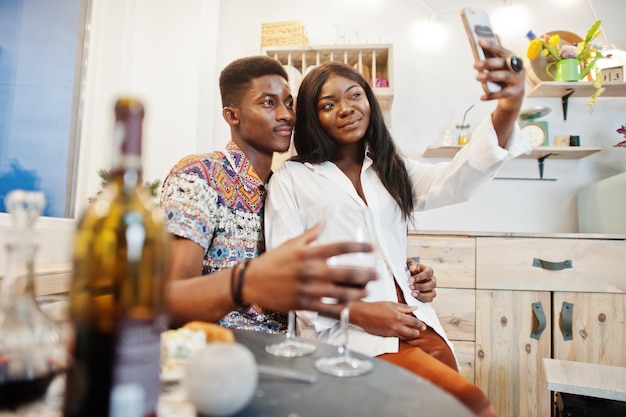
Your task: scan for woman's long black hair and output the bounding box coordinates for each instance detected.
[293,61,414,220]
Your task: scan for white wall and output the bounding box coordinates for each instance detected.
[76,0,221,216]
[12,0,624,266]
[208,0,626,233]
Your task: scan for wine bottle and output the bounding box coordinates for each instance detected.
[63,98,169,417]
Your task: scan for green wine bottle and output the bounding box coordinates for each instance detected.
[63,98,169,417]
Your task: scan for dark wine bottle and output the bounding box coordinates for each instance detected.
[63,98,169,417]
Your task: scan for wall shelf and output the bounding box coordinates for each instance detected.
[527,82,626,120]
[263,44,394,110]
[423,145,602,159]
[527,81,626,98]
[423,145,602,180]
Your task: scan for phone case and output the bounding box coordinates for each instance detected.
[461,8,502,94]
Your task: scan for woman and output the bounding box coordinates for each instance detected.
[266,41,529,417]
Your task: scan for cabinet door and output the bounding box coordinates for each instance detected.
[431,288,476,382]
[553,292,626,366]
[408,235,477,381]
[476,290,552,417]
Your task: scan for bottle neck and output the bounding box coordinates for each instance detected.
[110,166,143,192]
[111,99,144,191]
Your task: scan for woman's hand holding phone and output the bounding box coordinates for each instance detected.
[461,8,525,104]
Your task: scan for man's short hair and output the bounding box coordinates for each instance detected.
[219,56,288,107]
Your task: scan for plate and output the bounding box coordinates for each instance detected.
[519,105,551,120]
[526,30,583,86]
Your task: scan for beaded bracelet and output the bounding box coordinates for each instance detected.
[231,259,251,306]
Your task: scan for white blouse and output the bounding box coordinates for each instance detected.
[265,117,530,357]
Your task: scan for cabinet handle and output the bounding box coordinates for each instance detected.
[532,258,572,271]
[560,301,574,341]
[530,302,547,340]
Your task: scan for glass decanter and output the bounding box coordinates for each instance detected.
[0,190,67,409]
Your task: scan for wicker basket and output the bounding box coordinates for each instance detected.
[261,20,308,47]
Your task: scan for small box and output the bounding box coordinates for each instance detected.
[554,135,570,147]
[600,66,624,84]
[261,20,308,48]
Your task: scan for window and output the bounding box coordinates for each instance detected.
[0,0,90,218]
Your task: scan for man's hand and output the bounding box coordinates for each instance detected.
[407,259,437,303]
[244,223,378,319]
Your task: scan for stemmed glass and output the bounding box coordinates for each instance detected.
[264,208,317,357]
[313,204,377,377]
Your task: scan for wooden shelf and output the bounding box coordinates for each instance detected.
[527,81,626,120]
[423,145,601,159]
[263,44,394,110]
[527,82,626,98]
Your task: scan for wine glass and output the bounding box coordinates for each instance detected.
[264,208,317,357]
[313,204,376,377]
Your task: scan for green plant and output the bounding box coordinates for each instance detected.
[89,168,161,203]
[526,21,605,109]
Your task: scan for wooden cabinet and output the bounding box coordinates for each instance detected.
[475,289,552,417]
[407,231,626,417]
[407,235,477,382]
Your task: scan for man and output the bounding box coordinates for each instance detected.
[159,56,382,330]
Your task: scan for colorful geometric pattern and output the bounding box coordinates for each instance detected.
[160,142,286,333]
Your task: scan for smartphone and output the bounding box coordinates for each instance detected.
[461,7,502,94]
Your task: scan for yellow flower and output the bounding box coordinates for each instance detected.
[526,39,543,59]
[592,72,605,89]
[588,73,605,111]
[548,34,560,46]
[526,21,604,110]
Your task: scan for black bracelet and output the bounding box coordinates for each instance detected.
[230,263,240,306]
[231,259,251,306]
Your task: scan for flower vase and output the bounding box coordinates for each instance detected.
[546,58,581,82]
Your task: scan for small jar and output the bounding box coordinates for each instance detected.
[441,129,454,146]
[456,123,470,146]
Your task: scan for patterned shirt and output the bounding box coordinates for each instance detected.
[160,141,286,333]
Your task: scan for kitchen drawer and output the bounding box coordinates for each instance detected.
[406,236,475,289]
[476,237,626,293]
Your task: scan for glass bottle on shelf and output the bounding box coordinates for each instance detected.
[0,190,67,409]
[456,123,471,146]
